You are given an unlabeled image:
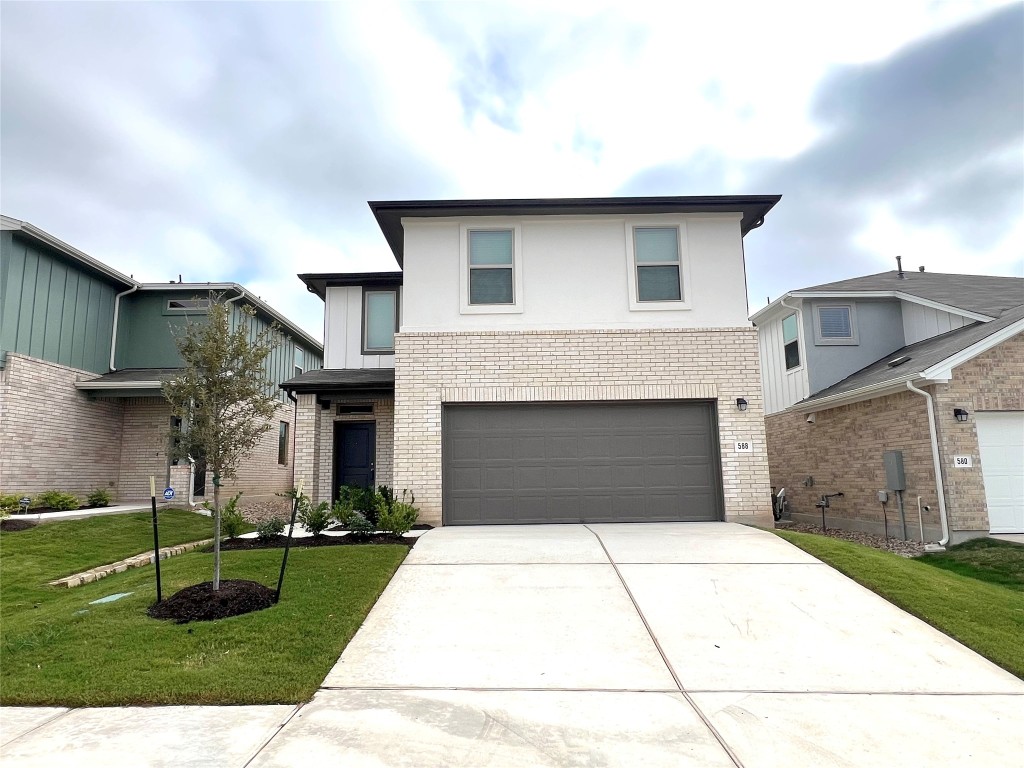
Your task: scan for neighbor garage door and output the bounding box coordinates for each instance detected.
[976,411,1024,534]
[443,401,723,525]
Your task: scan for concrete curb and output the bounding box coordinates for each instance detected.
[48,539,214,588]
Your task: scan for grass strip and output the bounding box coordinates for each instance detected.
[775,530,1024,680]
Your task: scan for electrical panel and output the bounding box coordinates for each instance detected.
[883,450,906,491]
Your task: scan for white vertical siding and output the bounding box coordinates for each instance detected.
[324,286,395,370]
[902,302,971,345]
[758,311,809,415]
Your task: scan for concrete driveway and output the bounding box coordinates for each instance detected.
[249,522,1023,767]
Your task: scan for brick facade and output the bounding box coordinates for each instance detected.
[765,333,1023,541]
[293,395,395,505]
[0,352,299,504]
[393,328,772,527]
[0,354,122,497]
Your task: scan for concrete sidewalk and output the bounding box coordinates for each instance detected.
[3,523,1022,767]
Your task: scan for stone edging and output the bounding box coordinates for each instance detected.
[49,539,214,588]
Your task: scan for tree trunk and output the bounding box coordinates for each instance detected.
[212,482,222,591]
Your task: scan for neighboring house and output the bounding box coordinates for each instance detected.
[0,215,323,504]
[752,266,1024,542]
[283,195,781,527]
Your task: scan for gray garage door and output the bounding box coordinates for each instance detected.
[443,401,723,525]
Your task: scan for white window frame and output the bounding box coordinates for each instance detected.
[164,298,210,313]
[782,312,803,372]
[624,219,692,311]
[459,221,524,314]
[814,303,859,345]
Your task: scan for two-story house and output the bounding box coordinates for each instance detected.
[284,195,781,527]
[753,266,1024,543]
[0,215,323,505]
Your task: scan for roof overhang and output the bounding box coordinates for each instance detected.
[750,290,994,325]
[369,195,782,266]
[298,272,403,301]
[75,379,165,398]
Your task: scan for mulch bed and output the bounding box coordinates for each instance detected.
[1,518,38,532]
[780,521,926,558]
[217,533,418,551]
[148,579,276,623]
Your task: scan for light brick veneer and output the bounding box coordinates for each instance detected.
[0,354,122,496]
[394,328,772,527]
[766,332,1023,541]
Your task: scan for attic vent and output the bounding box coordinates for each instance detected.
[337,404,373,415]
[887,355,911,367]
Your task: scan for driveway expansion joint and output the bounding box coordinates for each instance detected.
[0,708,73,748]
[240,703,304,768]
[583,524,746,768]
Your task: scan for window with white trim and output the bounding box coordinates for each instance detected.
[468,229,515,305]
[783,313,801,370]
[363,290,398,353]
[633,227,682,302]
[166,298,210,312]
[814,304,858,345]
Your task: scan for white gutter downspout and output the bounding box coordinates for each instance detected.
[906,381,950,547]
[187,455,198,510]
[109,284,140,371]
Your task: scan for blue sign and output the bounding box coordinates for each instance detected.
[163,487,175,500]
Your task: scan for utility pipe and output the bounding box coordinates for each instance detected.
[108,284,140,371]
[187,455,198,510]
[906,381,950,546]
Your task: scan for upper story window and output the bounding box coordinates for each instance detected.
[363,289,398,353]
[460,223,523,314]
[293,348,304,378]
[624,220,691,311]
[814,304,858,345]
[634,227,682,302]
[783,313,801,370]
[166,298,210,312]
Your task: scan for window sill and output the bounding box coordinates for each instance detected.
[628,299,692,312]
[459,303,524,315]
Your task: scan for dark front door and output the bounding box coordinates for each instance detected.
[334,422,376,500]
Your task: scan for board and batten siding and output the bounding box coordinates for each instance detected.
[1,230,119,374]
[902,301,972,345]
[324,286,395,369]
[758,311,809,415]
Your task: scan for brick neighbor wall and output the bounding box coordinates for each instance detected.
[0,353,123,497]
[117,398,175,500]
[219,400,299,503]
[766,332,1023,541]
[393,328,772,527]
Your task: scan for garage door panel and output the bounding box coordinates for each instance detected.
[444,402,723,525]
[976,411,1024,534]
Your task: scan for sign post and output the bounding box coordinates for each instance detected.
[150,477,163,603]
[275,480,304,604]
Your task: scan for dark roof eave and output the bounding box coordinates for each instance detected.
[298,271,404,301]
[369,195,782,265]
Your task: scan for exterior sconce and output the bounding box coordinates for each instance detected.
[736,398,748,412]
[953,408,969,423]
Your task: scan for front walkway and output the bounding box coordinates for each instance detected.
[3,523,1022,767]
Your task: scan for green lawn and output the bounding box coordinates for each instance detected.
[776,530,1024,680]
[917,538,1024,592]
[0,514,407,705]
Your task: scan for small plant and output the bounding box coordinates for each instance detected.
[346,510,375,541]
[33,490,81,511]
[1,493,24,516]
[339,485,382,528]
[256,517,286,541]
[221,492,246,539]
[332,496,354,527]
[87,488,113,508]
[298,499,333,536]
[377,489,419,536]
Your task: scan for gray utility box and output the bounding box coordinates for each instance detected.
[883,450,906,491]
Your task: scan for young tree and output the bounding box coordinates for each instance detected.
[163,294,281,590]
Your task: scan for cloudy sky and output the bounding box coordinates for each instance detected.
[2,0,1021,341]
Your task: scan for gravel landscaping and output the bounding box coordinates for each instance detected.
[778,521,926,558]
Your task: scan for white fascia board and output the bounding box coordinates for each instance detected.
[750,290,993,324]
[75,380,163,390]
[788,373,922,414]
[138,284,324,353]
[922,316,1024,381]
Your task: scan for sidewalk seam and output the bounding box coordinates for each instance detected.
[0,708,74,748]
[240,702,304,768]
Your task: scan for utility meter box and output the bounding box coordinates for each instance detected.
[877,490,889,503]
[883,450,906,491]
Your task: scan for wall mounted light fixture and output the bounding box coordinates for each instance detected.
[953,408,969,422]
[736,398,748,412]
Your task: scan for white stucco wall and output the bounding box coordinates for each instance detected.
[399,213,751,331]
[324,286,396,369]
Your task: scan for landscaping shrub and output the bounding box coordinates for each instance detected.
[298,499,333,536]
[1,493,24,516]
[256,517,285,541]
[33,490,81,511]
[220,492,246,539]
[332,496,354,527]
[346,511,375,541]
[87,488,113,507]
[339,485,381,528]
[377,489,418,536]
